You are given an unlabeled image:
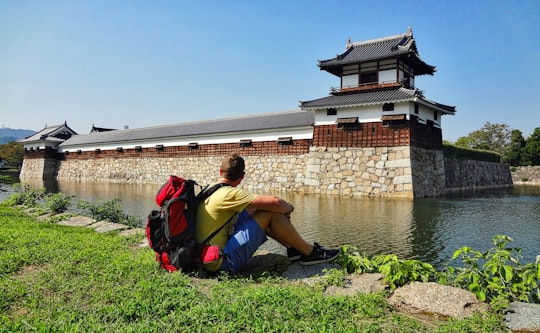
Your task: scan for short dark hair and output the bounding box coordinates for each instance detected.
[221,153,245,181]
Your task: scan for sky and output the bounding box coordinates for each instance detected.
[1,0,539,142]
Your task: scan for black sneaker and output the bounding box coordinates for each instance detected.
[287,247,301,261]
[300,242,339,266]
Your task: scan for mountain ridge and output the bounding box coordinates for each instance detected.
[0,128,36,144]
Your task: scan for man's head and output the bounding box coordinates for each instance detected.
[220,153,245,182]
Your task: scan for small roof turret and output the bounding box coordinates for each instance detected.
[318,28,436,77]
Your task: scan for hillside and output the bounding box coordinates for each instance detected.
[0,128,36,144]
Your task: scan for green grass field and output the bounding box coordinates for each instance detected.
[0,205,505,332]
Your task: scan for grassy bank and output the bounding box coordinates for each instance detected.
[0,205,508,332]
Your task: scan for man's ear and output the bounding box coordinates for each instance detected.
[219,168,223,176]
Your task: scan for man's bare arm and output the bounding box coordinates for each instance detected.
[247,195,294,215]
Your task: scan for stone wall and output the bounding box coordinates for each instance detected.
[27,147,513,197]
[55,146,421,197]
[411,147,446,197]
[511,165,540,185]
[20,157,58,181]
[444,159,512,192]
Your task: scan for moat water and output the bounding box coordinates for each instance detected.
[3,179,539,268]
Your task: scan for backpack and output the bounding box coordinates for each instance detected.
[146,175,231,273]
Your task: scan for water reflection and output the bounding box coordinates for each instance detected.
[273,194,415,260]
[19,179,540,268]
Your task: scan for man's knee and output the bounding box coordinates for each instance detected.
[251,210,281,229]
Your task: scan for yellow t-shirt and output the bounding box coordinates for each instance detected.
[195,185,256,272]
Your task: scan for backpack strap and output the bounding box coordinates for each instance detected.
[197,183,236,245]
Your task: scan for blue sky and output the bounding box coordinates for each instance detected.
[1,0,539,142]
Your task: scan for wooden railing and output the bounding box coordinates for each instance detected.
[330,81,403,94]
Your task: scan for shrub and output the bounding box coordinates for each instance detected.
[44,192,73,213]
[2,183,45,206]
[438,235,539,310]
[443,144,501,163]
[77,198,141,228]
[335,246,435,289]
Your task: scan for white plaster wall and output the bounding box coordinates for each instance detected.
[379,69,396,84]
[342,74,358,88]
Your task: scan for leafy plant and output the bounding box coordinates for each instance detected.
[2,183,44,206]
[372,254,434,289]
[335,246,435,289]
[335,245,376,274]
[44,192,73,213]
[439,235,539,310]
[77,198,141,228]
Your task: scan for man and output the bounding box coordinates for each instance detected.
[195,153,339,273]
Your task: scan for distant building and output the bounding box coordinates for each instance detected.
[17,122,77,151]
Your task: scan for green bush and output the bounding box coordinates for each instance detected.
[44,192,73,213]
[443,144,502,163]
[335,246,435,289]
[438,235,539,311]
[77,198,141,228]
[2,183,44,206]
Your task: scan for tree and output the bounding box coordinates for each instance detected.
[453,122,511,158]
[505,130,525,166]
[0,141,24,167]
[521,128,540,166]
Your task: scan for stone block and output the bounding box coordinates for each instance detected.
[388,282,488,319]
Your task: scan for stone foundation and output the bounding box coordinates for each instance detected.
[53,146,425,197]
[444,159,512,192]
[21,145,512,198]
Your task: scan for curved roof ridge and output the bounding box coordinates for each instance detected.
[349,32,408,48]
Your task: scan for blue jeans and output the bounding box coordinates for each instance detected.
[220,210,267,273]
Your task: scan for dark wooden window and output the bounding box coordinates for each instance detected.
[382,114,406,127]
[239,139,252,147]
[277,137,293,145]
[383,103,395,111]
[360,71,377,84]
[327,108,337,116]
[337,117,360,131]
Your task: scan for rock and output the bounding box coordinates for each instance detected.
[36,213,54,221]
[88,221,129,233]
[325,273,387,296]
[282,261,341,284]
[388,282,489,319]
[58,215,95,227]
[118,228,145,237]
[504,302,540,332]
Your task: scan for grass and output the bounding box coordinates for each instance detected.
[0,169,20,184]
[0,205,506,332]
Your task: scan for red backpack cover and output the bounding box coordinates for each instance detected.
[146,176,231,273]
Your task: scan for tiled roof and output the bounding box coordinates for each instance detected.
[18,123,76,143]
[318,28,435,76]
[60,111,314,147]
[300,87,455,114]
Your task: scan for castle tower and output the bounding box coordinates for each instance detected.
[300,28,456,197]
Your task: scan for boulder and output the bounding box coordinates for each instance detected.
[388,282,489,319]
[504,302,540,332]
[324,273,387,296]
[58,215,95,227]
